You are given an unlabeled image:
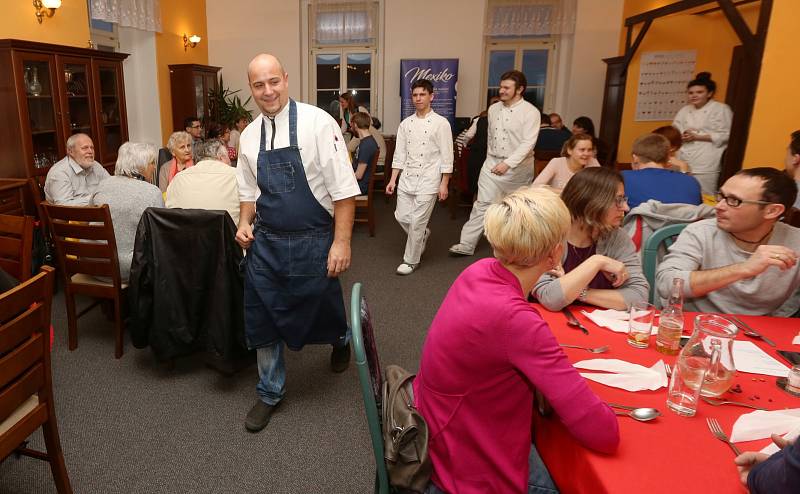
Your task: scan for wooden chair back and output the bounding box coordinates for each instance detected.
[41,203,122,297]
[355,149,381,237]
[0,214,34,282]
[0,266,72,492]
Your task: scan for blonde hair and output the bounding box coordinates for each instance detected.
[484,187,570,267]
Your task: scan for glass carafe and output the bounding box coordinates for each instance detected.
[676,314,738,398]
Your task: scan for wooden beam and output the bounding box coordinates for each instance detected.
[625,25,633,52]
[717,0,756,47]
[692,0,758,16]
[622,20,652,72]
[626,0,715,26]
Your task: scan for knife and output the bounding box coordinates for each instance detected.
[562,307,589,335]
[728,315,776,347]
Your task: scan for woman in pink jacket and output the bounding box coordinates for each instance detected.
[415,186,619,494]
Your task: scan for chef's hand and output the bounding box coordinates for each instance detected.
[236,223,255,249]
[491,162,510,176]
[385,181,396,196]
[327,239,351,277]
[438,181,449,202]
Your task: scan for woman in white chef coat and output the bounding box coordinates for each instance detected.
[672,72,733,194]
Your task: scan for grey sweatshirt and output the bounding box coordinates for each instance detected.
[656,219,800,316]
[533,228,650,311]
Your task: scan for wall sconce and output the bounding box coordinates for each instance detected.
[33,0,61,24]
[183,33,201,51]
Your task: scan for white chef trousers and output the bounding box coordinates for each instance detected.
[457,156,534,252]
[395,190,438,265]
[692,171,719,195]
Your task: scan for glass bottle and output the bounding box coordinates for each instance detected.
[28,67,42,96]
[656,278,684,355]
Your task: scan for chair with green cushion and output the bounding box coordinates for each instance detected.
[350,282,391,494]
[642,223,688,307]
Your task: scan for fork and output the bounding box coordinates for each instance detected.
[702,397,767,411]
[707,418,742,456]
[559,344,610,353]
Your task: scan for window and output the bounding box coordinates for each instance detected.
[485,42,553,110]
[307,1,379,117]
[313,50,374,119]
[90,17,118,52]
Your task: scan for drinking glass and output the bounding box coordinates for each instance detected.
[627,301,655,348]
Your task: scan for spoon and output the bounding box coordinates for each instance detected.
[608,403,661,422]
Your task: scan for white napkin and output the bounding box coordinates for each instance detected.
[730,408,800,443]
[793,331,800,345]
[732,340,790,377]
[581,308,659,335]
[574,358,669,392]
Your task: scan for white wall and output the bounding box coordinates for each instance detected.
[207,0,302,118]
[205,0,623,133]
[560,0,625,128]
[118,26,162,145]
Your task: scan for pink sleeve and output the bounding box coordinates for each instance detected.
[505,310,620,454]
[533,159,557,186]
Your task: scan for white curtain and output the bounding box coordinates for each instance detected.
[485,0,577,37]
[311,0,378,46]
[90,0,162,33]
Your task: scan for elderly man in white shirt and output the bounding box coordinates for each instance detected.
[166,139,240,225]
[385,79,453,275]
[235,54,360,433]
[44,133,110,206]
[449,70,540,256]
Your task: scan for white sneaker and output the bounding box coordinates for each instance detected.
[396,263,416,275]
[448,243,474,257]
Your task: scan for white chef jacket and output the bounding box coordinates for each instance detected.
[486,98,540,169]
[393,110,454,195]
[672,100,733,175]
[237,101,360,216]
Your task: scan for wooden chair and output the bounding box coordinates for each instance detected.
[41,203,127,358]
[354,149,381,237]
[350,282,390,494]
[0,266,73,493]
[0,214,34,282]
[380,136,396,203]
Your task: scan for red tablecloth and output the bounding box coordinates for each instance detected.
[532,305,799,494]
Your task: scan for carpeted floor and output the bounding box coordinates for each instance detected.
[0,197,493,494]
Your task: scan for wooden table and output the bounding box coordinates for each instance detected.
[532,305,799,494]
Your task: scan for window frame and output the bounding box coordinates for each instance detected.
[481,39,557,111]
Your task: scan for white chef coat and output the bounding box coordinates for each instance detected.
[672,100,733,177]
[486,98,540,169]
[393,110,454,195]
[237,101,360,216]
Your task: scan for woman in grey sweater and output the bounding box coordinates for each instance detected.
[533,167,649,311]
[91,142,164,282]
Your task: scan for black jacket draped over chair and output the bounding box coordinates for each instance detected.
[129,208,246,362]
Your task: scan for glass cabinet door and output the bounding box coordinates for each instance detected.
[19,53,62,174]
[58,57,96,143]
[94,61,126,163]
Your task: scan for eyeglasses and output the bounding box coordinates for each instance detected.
[715,191,771,208]
[614,196,629,208]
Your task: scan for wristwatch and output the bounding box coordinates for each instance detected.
[578,287,589,302]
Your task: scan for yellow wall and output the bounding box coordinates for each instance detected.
[0,1,90,47]
[742,0,798,168]
[617,1,759,162]
[155,0,209,144]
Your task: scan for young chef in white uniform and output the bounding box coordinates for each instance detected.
[385,79,453,275]
[449,70,540,256]
[672,71,733,195]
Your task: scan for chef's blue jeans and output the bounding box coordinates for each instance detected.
[423,443,558,494]
[256,330,351,406]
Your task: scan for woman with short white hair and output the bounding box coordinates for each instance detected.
[91,142,164,282]
[414,186,619,494]
[158,131,194,193]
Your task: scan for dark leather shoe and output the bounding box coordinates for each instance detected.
[330,343,351,373]
[245,400,278,433]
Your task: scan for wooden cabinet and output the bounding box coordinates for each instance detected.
[168,64,220,131]
[0,39,129,180]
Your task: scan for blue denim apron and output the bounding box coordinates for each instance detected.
[244,100,348,351]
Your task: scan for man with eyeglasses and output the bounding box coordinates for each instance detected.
[184,116,203,160]
[656,167,800,316]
